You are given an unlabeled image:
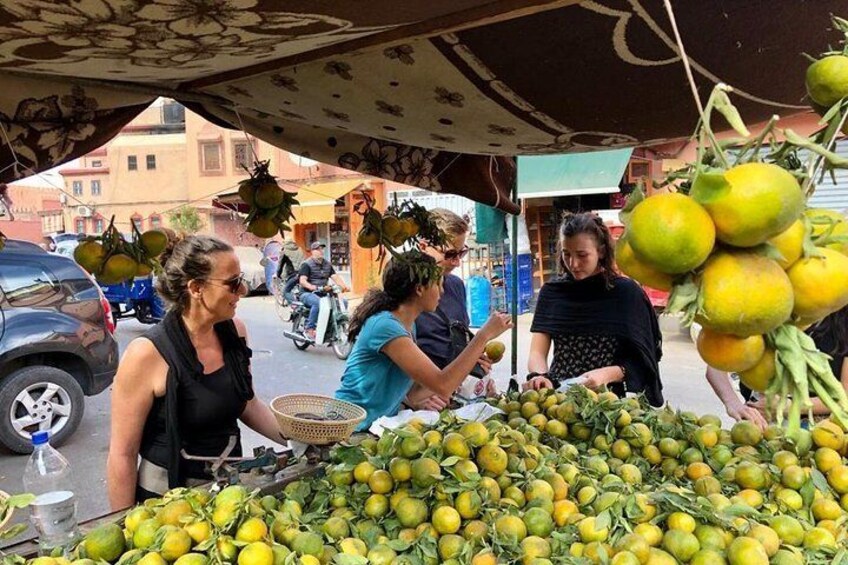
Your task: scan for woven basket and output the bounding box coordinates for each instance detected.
[271,394,366,445]
[0,490,12,532]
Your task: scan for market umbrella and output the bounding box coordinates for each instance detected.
[0,0,838,214]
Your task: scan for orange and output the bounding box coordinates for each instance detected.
[74,240,106,273]
[696,250,793,337]
[248,218,279,238]
[432,506,461,535]
[697,329,765,372]
[477,444,508,475]
[615,237,674,290]
[727,536,768,565]
[812,420,844,450]
[692,162,804,247]
[787,248,848,322]
[738,349,776,392]
[627,192,715,274]
[806,55,848,107]
[768,219,805,269]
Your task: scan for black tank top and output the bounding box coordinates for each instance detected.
[140,316,252,482]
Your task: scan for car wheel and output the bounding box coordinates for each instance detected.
[0,366,85,454]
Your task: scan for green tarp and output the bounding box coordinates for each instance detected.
[475,203,507,244]
[517,149,634,198]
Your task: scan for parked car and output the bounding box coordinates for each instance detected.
[233,245,268,294]
[0,239,119,453]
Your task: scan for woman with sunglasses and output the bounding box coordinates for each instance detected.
[523,212,664,406]
[107,235,285,508]
[404,209,494,411]
[336,250,512,431]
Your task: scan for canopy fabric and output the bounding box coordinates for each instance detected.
[517,148,634,198]
[0,1,839,213]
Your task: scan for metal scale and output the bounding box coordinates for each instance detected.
[180,436,334,487]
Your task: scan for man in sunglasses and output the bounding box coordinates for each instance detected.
[404,209,494,411]
[298,241,350,340]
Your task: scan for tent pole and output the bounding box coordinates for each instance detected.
[510,178,519,378]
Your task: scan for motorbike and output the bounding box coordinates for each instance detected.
[282,284,352,360]
[100,275,165,325]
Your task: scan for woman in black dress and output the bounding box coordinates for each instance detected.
[106,236,286,508]
[524,212,664,406]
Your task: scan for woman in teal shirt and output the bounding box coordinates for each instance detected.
[336,251,511,430]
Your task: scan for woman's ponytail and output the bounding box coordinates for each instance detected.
[348,289,398,341]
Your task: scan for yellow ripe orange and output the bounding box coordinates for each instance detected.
[811,420,845,450]
[815,447,842,473]
[692,162,804,247]
[738,349,776,393]
[635,524,663,548]
[615,238,674,291]
[696,250,793,337]
[627,192,715,274]
[686,462,713,481]
[787,248,848,322]
[696,329,765,372]
[768,219,805,269]
[806,55,848,108]
[74,240,106,273]
[97,253,139,284]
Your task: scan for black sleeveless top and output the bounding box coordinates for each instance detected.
[140,313,254,486]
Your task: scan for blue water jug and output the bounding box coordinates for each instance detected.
[467,273,492,328]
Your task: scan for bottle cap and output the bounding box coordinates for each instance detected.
[31,431,49,446]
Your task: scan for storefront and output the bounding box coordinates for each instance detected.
[516,149,635,293]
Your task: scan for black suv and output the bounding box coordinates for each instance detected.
[0,240,119,453]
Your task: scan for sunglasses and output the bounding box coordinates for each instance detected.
[442,246,470,261]
[205,273,245,293]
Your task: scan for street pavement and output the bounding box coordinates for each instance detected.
[0,295,727,547]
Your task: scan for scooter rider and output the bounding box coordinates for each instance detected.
[298,242,350,340]
[276,239,305,303]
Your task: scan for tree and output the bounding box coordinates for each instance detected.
[167,206,204,234]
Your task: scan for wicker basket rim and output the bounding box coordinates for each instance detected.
[0,489,12,532]
[270,394,366,426]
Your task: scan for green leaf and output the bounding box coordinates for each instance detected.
[0,523,28,541]
[713,89,751,137]
[784,128,848,167]
[595,510,612,531]
[665,276,700,326]
[6,494,35,508]
[757,242,786,263]
[388,539,412,552]
[440,456,461,467]
[333,555,368,565]
[333,445,367,466]
[618,185,645,226]
[689,171,731,205]
[811,468,831,494]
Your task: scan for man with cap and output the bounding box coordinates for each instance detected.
[298,241,350,339]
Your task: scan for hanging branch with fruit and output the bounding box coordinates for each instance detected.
[617,16,848,441]
[353,191,450,282]
[74,217,168,284]
[237,160,298,238]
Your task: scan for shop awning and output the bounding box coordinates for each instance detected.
[516,149,634,199]
[290,179,365,224]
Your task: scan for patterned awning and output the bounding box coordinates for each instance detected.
[0,1,840,213]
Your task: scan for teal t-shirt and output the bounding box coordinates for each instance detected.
[335,311,415,431]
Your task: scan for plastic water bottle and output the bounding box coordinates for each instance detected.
[467,272,492,328]
[22,431,79,556]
